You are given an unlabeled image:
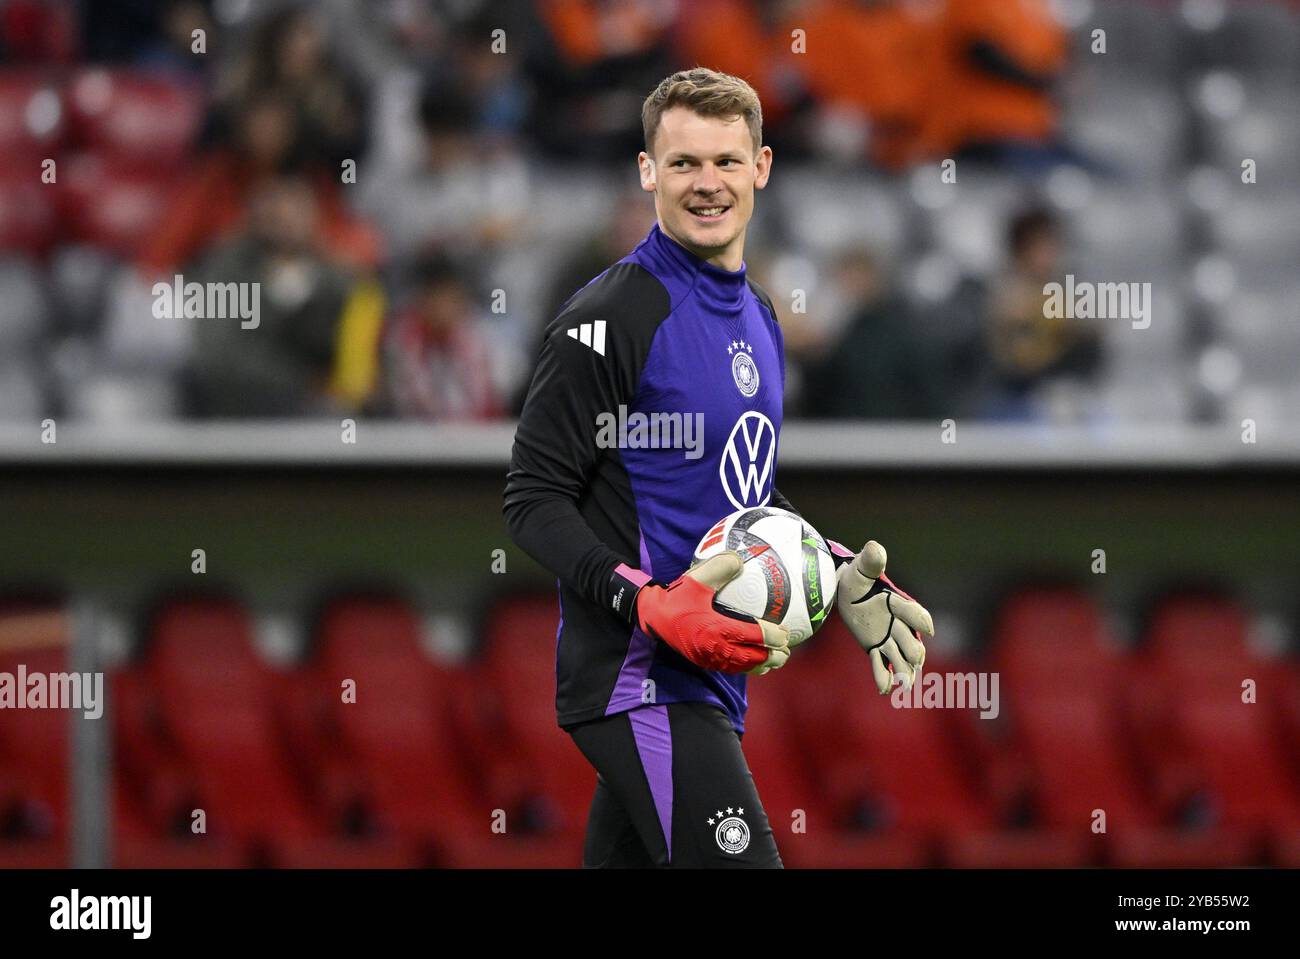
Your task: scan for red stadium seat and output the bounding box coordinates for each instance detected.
[65,68,203,169]
[746,670,932,867]
[0,1,77,64]
[268,837,422,869]
[0,74,61,254]
[1145,594,1254,667]
[989,588,1153,831]
[308,597,484,852]
[0,601,71,867]
[0,164,56,254]
[1277,663,1300,774]
[782,620,995,839]
[946,831,1095,868]
[475,593,594,842]
[0,645,70,846]
[948,587,1241,867]
[1165,692,1300,832]
[1105,826,1257,868]
[296,594,578,868]
[113,774,250,869]
[0,71,64,152]
[1274,828,1300,868]
[58,153,179,256]
[991,586,1113,688]
[141,597,321,847]
[1135,596,1300,844]
[0,839,67,868]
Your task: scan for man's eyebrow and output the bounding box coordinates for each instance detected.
[665,152,746,162]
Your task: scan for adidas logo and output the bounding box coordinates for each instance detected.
[566,320,606,356]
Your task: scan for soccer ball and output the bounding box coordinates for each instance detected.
[692,506,838,648]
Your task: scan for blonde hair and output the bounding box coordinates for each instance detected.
[642,67,763,156]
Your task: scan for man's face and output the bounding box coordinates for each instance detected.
[420,281,469,333]
[1020,228,1062,279]
[639,107,772,271]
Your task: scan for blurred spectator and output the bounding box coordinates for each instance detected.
[674,0,1066,169]
[919,0,1068,167]
[980,207,1102,419]
[670,0,814,155]
[213,2,368,169]
[445,8,528,144]
[383,253,502,421]
[542,189,654,337]
[676,0,943,167]
[523,0,677,160]
[358,78,528,266]
[508,188,655,414]
[137,91,379,276]
[1,0,1291,427]
[81,0,213,73]
[791,0,935,168]
[337,1,526,177]
[799,249,947,420]
[187,176,385,417]
[0,0,76,63]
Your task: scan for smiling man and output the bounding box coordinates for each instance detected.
[504,68,932,868]
[641,80,769,270]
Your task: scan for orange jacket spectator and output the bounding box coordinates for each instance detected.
[671,0,807,127]
[918,0,1067,159]
[793,0,938,168]
[539,0,674,66]
[136,153,381,277]
[675,0,939,169]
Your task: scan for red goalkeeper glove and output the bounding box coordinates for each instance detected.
[609,552,790,674]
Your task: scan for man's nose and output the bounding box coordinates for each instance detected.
[694,164,723,192]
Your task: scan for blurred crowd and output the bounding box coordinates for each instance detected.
[0,0,1298,425]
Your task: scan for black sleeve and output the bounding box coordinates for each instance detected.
[770,486,853,569]
[967,39,1055,90]
[503,263,670,621]
[770,486,801,517]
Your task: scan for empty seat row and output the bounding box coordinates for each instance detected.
[1,587,1297,867]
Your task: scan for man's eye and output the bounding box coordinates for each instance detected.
[672,160,688,168]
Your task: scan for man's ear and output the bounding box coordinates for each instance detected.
[754,145,773,190]
[638,152,656,192]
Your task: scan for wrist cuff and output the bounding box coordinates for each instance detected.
[609,563,652,623]
[828,539,856,571]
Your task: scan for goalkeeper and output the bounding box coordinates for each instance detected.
[504,68,933,868]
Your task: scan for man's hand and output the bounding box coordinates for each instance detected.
[634,552,791,675]
[835,541,934,693]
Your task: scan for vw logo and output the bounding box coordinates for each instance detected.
[720,412,776,509]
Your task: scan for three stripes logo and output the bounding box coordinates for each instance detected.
[699,518,728,552]
[566,319,607,356]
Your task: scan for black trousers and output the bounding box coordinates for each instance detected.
[567,701,783,868]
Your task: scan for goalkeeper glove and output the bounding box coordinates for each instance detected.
[609,552,790,675]
[833,540,934,694]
